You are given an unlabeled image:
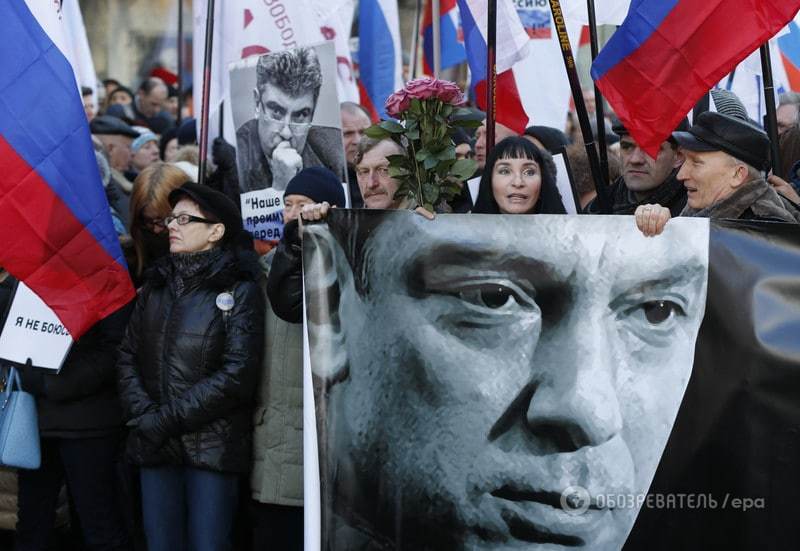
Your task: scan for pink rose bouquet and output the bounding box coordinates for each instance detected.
[366,79,477,211]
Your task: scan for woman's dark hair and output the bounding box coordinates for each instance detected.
[472,136,566,215]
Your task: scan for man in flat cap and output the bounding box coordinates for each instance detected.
[585,118,688,216]
[636,111,798,236]
[91,115,139,228]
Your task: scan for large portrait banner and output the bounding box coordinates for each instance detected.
[301,211,800,550]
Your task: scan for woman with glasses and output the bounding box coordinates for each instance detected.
[118,183,265,551]
[129,163,193,286]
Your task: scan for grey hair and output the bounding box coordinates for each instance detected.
[256,47,322,105]
[340,101,371,119]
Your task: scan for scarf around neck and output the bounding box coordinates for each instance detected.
[169,247,224,296]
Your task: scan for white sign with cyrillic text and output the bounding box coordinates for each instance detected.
[0,282,72,371]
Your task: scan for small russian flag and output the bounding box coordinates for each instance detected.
[421,0,466,75]
[359,0,404,120]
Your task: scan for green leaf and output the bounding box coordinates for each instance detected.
[452,118,482,129]
[423,156,438,170]
[364,125,390,139]
[378,120,405,134]
[388,166,409,177]
[451,158,478,180]
[415,149,430,161]
[410,99,422,115]
[436,146,456,161]
[452,107,475,118]
[386,154,410,167]
[406,128,420,140]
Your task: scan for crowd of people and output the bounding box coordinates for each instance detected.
[1,67,800,551]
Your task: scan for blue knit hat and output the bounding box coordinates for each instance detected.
[284,167,346,207]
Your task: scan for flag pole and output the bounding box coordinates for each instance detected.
[198,0,216,187]
[486,0,497,157]
[432,0,442,77]
[548,0,612,213]
[176,0,184,125]
[760,42,781,174]
[409,0,423,79]
[587,0,608,186]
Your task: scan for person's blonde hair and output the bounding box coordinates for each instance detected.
[129,163,191,277]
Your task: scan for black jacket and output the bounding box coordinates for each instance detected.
[2,276,133,438]
[117,250,265,473]
[266,220,304,324]
[585,170,687,217]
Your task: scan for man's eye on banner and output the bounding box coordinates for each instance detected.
[301,212,800,549]
[302,212,715,549]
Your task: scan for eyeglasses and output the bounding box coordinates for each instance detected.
[164,214,219,226]
[258,100,313,125]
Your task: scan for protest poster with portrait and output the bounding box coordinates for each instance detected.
[229,41,347,248]
[301,210,800,550]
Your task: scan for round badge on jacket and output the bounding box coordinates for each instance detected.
[216,292,235,311]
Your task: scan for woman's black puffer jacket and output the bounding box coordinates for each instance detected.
[117,249,265,474]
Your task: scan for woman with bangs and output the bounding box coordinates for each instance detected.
[472,136,567,215]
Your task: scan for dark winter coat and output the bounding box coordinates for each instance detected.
[117,249,265,474]
[681,177,799,223]
[266,220,304,324]
[584,170,687,217]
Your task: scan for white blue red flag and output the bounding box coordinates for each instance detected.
[358,0,403,120]
[457,0,530,133]
[593,0,800,157]
[0,0,134,338]
[421,0,466,76]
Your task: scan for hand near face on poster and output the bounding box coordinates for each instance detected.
[270,141,303,191]
[635,203,671,237]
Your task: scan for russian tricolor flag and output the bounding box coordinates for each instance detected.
[359,0,403,120]
[0,0,134,338]
[421,0,466,76]
[457,0,530,134]
[593,0,800,158]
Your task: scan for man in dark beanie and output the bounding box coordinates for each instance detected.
[585,117,689,216]
[636,111,799,236]
[249,166,344,551]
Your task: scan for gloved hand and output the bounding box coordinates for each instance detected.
[131,409,170,453]
[211,137,237,173]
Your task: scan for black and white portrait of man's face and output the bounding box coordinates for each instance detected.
[304,213,709,550]
[254,85,315,159]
